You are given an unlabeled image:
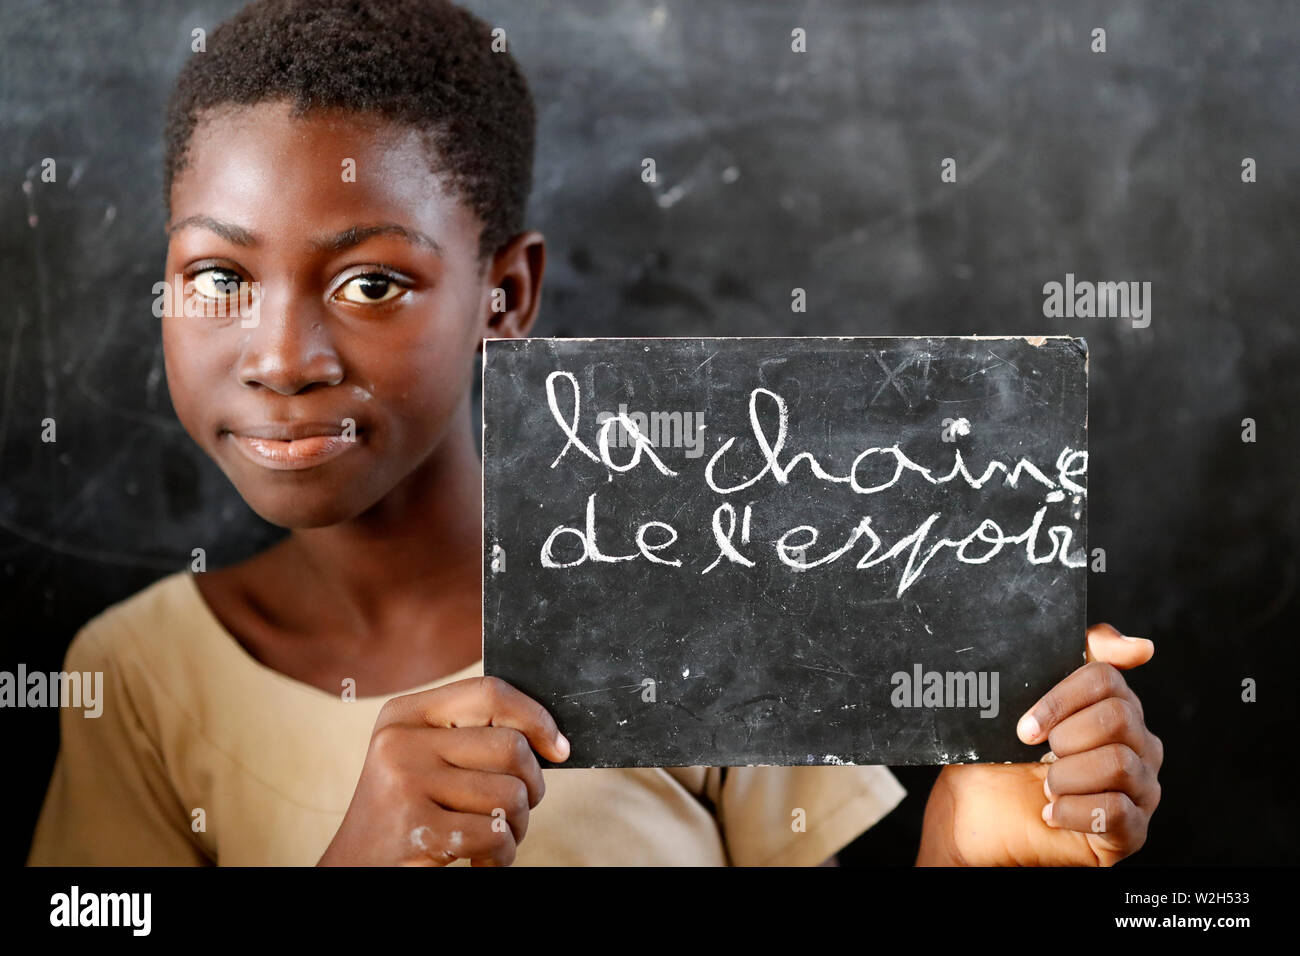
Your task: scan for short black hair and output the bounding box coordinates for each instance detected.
[163,0,535,261]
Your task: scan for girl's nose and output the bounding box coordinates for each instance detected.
[235,290,344,395]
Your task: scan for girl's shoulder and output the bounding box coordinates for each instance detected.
[62,570,229,705]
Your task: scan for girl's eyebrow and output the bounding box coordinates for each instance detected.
[167,214,258,246]
[310,223,444,256]
[165,217,443,257]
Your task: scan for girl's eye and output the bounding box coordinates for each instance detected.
[336,273,405,305]
[191,267,243,299]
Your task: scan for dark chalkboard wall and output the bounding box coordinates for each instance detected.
[1,0,1297,864]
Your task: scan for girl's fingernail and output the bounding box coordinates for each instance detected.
[1017,713,1042,742]
[1042,802,1054,823]
[555,732,570,759]
[1043,777,1052,800]
[1121,633,1145,642]
[1040,750,1059,764]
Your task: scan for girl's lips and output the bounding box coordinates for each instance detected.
[228,433,356,471]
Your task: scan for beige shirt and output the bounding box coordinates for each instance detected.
[28,571,906,866]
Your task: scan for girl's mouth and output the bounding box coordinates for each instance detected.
[225,425,358,471]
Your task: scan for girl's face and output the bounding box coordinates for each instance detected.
[163,100,513,528]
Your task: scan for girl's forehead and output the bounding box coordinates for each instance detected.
[171,101,475,247]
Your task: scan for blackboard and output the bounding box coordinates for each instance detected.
[483,336,1087,766]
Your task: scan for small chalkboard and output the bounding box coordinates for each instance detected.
[482,337,1087,768]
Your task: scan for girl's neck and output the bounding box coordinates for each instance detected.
[282,394,484,639]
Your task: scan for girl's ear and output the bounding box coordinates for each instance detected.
[480,230,546,346]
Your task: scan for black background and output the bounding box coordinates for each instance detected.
[1,0,1296,865]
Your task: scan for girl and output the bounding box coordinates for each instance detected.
[28,0,1160,866]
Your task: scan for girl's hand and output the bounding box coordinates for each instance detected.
[318,677,569,866]
[918,623,1163,866]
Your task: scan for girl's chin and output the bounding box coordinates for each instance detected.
[240,488,380,530]
[216,450,387,529]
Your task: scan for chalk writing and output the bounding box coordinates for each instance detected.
[538,371,1086,596]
